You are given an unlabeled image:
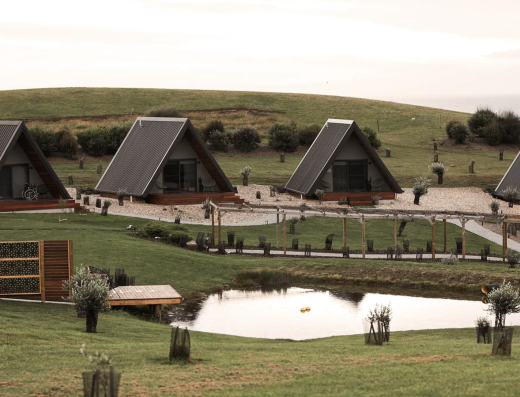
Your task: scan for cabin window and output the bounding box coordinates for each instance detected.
[163,159,197,192]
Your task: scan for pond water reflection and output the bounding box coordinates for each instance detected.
[169,288,520,340]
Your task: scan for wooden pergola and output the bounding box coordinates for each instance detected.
[209,202,518,261]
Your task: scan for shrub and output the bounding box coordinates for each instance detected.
[201,120,225,142]
[486,280,520,328]
[412,176,431,205]
[232,127,261,152]
[497,110,520,144]
[63,267,110,333]
[500,186,518,206]
[29,127,57,156]
[165,230,193,244]
[449,123,469,144]
[362,127,381,149]
[429,162,446,176]
[314,189,325,203]
[207,130,230,151]
[483,120,503,145]
[298,124,321,146]
[267,123,299,152]
[468,107,496,136]
[507,249,520,269]
[105,123,131,154]
[490,200,500,215]
[144,106,182,118]
[441,253,459,265]
[142,221,189,239]
[76,128,107,157]
[56,129,78,159]
[445,120,463,139]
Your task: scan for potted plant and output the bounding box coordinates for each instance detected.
[240,166,252,186]
[314,189,325,204]
[412,176,431,205]
[500,186,519,208]
[101,200,112,216]
[490,199,500,215]
[80,343,121,396]
[429,162,447,184]
[201,197,211,219]
[116,188,128,206]
[372,196,381,205]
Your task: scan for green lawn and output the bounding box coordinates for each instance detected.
[1,300,519,396]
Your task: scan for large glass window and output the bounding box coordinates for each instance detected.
[163,159,197,192]
[0,166,12,200]
[332,160,367,192]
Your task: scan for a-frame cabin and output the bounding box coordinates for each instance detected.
[285,119,402,205]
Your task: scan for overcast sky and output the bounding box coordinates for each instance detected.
[2,0,520,101]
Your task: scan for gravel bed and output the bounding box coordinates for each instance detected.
[67,186,520,226]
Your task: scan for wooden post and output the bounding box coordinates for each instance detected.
[283,213,287,256]
[211,206,215,245]
[443,219,447,253]
[432,219,436,260]
[343,218,347,249]
[38,241,46,302]
[503,221,508,262]
[462,217,466,259]
[218,211,221,244]
[277,209,280,249]
[362,216,366,259]
[393,217,397,250]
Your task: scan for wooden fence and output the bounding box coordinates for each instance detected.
[0,240,73,301]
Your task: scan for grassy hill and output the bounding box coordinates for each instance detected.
[1,87,517,188]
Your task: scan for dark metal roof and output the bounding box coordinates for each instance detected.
[96,117,233,197]
[285,119,403,195]
[0,120,71,199]
[495,151,520,196]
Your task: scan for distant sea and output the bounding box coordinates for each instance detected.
[382,95,520,115]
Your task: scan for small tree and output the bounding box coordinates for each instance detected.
[362,127,381,149]
[490,199,500,215]
[449,123,469,144]
[486,280,520,328]
[231,127,262,152]
[483,120,503,146]
[500,186,519,207]
[445,120,463,139]
[207,130,230,151]
[298,124,321,146]
[468,107,496,137]
[429,162,447,184]
[314,189,325,204]
[267,123,299,153]
[63,267,110,333]
[412,176,431,205]
[201,120,225,142]
[507,249,520,269]
[240,166,252,186]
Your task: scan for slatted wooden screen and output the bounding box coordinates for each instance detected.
[0,240,73,301]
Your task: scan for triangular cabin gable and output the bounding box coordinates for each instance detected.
[495,150,520,197]
[96,117,234,198]
[285,119,402,198]
[0,121,70,200]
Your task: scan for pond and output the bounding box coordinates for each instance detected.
[169,287,520,340]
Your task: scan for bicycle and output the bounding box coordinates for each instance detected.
[22,183,40,200]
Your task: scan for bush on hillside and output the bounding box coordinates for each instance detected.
[483,120,503,146]
[449,123,469,144]
[201,120,225,142]
[267,123,299,152]
[76,129,107,157]
[445,120,463,139]
[468,107,496,137]
[142,221,192,242]
[362,127,381,149]
[105,123,131,154]
[497,110,520,144]
[298,124,321,146]
[56,128,78,159]
[144,106,182,118]
[231,127,262,152]
[208,130,230,151]
[29,127,57,157]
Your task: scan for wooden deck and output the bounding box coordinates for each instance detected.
[290,191,397,206]
[0,199,82,213]
[108,285,183,306]
[147,192,244,205]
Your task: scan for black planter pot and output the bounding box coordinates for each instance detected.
[414,194,421,205]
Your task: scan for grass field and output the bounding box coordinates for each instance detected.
[1,299,520,396]
[5,87,517,188]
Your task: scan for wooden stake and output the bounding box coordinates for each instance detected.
[38,241,45,302]
[393,217,397,250]
[211,207,215,245]
[462,217,466,259]
[432,219,436,260]
[218,211,221,244]
[503,221,508,262]
[443,219,447,253]
[343,218,347,249]
[276,210,280,249]
[283,213,287,256]
[362,216,366,259]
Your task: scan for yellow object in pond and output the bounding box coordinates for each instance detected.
[306,307,311,312]
[300,308,306,312]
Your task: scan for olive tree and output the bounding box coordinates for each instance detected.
[63,267,110,333]
[412,176,431,205]
[486,281,520,328]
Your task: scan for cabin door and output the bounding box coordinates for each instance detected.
[332,160,367,192]
[0,164,29,199]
